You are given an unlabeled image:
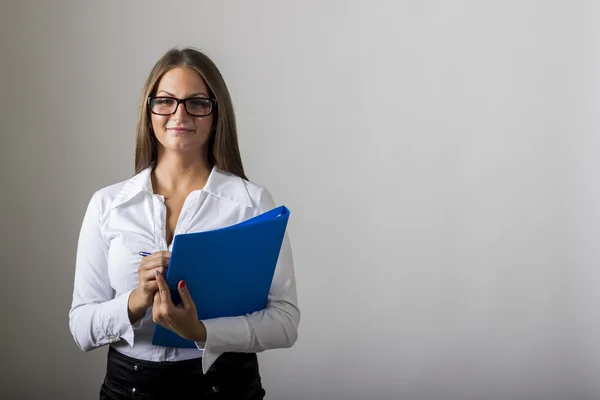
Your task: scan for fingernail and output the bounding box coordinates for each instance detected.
[179,280,186,289]
[154,270,159,277]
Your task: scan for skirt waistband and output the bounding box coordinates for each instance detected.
[101,346,264,399]
[107,346,259,371]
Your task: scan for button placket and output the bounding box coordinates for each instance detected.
[175,192,199,237]
[153,195,168,251]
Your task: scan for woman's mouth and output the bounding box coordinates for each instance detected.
[167,127,194,134]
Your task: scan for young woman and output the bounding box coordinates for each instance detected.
[69,47,299,399]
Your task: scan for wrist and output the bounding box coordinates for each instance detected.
[192,320,207,342]
[128,289,147,322]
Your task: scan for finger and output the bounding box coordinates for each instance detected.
[147,267,168,279]
[140,263,169,278]
[146,256,171,270]
[177,280,195,311]
[140,252,171,270]
[141,267,166,286]
[144,281,158,294]
[148,250,171,258]
[155,269,172,304]
[140,251,170,262]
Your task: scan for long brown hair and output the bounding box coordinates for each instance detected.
[134,47,247,180]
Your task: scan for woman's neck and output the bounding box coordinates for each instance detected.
[152,152,212,196]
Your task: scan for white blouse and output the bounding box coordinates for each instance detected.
[68,165,299,374]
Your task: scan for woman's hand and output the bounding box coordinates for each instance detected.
[128,251,171,323]
[152,271,207,342]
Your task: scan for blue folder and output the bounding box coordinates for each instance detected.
[151,205,290,348]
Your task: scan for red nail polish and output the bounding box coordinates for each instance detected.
[179,281,186,289]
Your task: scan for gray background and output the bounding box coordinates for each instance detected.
[2,1,600,399]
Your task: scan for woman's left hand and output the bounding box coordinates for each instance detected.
[152,270,207,342]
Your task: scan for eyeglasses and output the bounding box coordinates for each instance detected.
[148,96,217,117]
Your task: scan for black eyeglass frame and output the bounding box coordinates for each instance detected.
[147,96,217,116]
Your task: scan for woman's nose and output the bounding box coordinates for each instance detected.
[172,101,191,119]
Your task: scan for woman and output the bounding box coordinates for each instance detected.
[68,47,299,399]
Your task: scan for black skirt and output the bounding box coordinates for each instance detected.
[99,347,266,399]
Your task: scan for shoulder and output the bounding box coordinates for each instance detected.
[76,178,131,226]
[88,178,130,213]
[90,167,153,213]
[210,168,276,211]
[86,166,149,215]
[242,178,271,206]
[245,179,277,211]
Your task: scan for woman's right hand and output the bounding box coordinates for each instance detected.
[128,251,171,323]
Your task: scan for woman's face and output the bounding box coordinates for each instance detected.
[150,67,214,157]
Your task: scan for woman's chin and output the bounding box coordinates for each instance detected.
[162,141,206,155]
